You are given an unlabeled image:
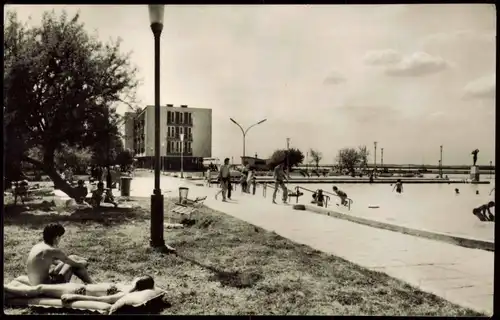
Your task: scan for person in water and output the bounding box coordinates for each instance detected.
[332,186,349,206]
[455,188,460,195]
[26,223,93,286]
[316,189,325,207]
[392,179,403,194]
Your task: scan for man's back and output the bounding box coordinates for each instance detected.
[274,166,285,181]
[27,242,58,285]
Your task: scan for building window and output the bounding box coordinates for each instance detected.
[175,112,179,124]
[167,111,171,124]
[167,141,171,153]
[180,112,183,124]
[171,141,175,153]
[175,126,179,137]
[179,127,183,135]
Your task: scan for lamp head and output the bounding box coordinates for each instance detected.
[148,5,165,25]
[257,119,267,124]
[230,118,237,124]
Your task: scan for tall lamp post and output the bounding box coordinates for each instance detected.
[374,141,378,173]
[229,118,267,164]
[381,148,384,168]
[148,5,170,251]
[161,142,165,173]
[439,145,443,178]
[286,138,290,175]
[180,133,184,178]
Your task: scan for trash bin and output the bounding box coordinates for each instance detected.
[120,177,132,197]
[179,187,189,203]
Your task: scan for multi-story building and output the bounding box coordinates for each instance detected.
[124,104,212,171]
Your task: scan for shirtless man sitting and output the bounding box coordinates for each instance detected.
[26,223,94,287]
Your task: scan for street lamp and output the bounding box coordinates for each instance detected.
[374,141,377,173]
[286,138,290,175]
[180,133,184,178]
[148,5,170,251]
[439,145,443,178]
[161,142,165,173]
[489,160,492,179]
[150,147,154,171]
[229,118,267,163]
[381,148,384,168]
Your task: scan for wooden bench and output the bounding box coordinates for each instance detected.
[166,196,207,225]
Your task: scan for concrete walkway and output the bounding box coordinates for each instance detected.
[132,177,494,315]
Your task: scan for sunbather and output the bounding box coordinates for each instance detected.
[74,180,89,204]
[14,180,29,205]
[60,275,155,304]
[90,181,117,208]
[26,223,94,286]
[5,275,154,304]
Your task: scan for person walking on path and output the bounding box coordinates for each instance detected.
[272,163,289,204]
[246,168,255,194]
[215,158,231,202]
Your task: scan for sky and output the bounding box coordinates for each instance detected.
[6,4,496,165]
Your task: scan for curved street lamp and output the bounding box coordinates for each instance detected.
[180,133,185,178]
[148,5,172,252]
[229,118,267,163]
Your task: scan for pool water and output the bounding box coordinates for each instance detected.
[288,176,495,241]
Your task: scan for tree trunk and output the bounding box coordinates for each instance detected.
[23,156,78,199]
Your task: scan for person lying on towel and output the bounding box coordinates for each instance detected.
[27,223,94,286]
[5,275,158,314]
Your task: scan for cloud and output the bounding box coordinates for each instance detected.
[363,49,402,65]
[335,105,401,123]
[422,30,495,48]
[384,52,448,77]
[463,74,496,100]
[323,72,346,85]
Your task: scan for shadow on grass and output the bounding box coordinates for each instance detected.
[3,205,149,228]
[174,253,263,289]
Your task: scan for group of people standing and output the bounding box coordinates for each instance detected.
[212,159,289,203]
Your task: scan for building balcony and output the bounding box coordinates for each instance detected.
[166,134,193,141]
[166,120,193,126]
[167,151,193,156]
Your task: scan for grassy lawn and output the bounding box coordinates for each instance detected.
[3,195,483,316]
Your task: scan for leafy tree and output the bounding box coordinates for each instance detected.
[91,131,125,166]
[4,10,138,198]
[336,147,361,172]
[309,149,323,170]
[357,145,370,169]
[55,145,93,173]
[116,149,135,171]
[268,148,304,170]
